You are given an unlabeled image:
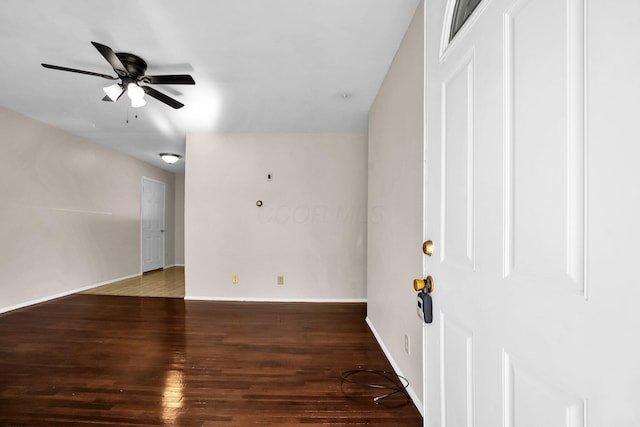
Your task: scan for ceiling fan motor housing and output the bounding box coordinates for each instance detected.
[115,52,148,78]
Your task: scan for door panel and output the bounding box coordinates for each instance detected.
[503,0,586,292]
[504,352,586,427]
[442,56,475,269]
[441,313,475,427]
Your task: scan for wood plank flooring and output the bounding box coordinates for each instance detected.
[0,295,422,426]
[82,267,185,298]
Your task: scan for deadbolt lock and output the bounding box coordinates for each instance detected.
[423,240,434,256]
[413,276,435,293]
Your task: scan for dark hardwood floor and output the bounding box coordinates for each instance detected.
[0,295,422,426]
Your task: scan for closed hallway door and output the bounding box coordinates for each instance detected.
[141,177,165,272]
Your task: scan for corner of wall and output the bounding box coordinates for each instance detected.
[366,0,425,405]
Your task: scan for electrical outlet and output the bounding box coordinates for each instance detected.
[232,274,238,284]
[277,275,284,285]
[404,333,410,355]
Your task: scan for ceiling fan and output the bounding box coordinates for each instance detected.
[41,41,195,109]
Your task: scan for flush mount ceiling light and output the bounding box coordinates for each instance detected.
[159,153,182,164]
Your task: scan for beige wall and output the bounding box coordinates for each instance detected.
[367,1,424,405]
[184,133,367,300]
[174,173,185,265]
[0,106,176,312]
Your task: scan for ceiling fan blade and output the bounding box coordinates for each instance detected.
[142,74,195,85]
[91,41,128,77]
[41,63,117,80]
[142,86,185,109]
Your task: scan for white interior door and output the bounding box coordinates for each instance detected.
[423,0,640,425]
[141,177,165,272]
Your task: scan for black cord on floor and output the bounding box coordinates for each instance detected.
[341,369,410,403]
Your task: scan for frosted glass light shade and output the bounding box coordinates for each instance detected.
[127,83,145,100]
[103,83,123,101]
[131,97,146,108]
[159,153,182,164]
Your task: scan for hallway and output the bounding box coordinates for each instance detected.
[82,266,185,298]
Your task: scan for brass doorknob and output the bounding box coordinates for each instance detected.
[423,240,434,256]
[413,276,434,293]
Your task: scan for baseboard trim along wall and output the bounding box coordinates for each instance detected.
[0,273,141,315]
[185,296,367,303]
[366,316,424,417]
[162,264,184,269]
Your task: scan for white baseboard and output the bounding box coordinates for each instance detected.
[0,272,141,315]
[162,264,185,269]
[366,316,424,417]
[185,296,367,303]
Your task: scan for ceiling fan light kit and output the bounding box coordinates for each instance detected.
[42,41,195,109]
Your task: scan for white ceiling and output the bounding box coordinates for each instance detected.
[0,0,420,173]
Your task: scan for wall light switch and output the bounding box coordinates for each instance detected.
[277,275,284,285]
[232,274,238,284]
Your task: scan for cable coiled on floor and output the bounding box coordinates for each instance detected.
[341,369,410,404]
